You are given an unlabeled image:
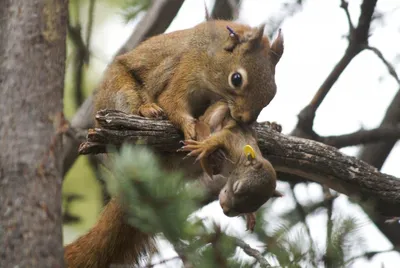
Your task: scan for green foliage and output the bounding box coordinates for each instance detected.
[100,144,371,267]
[104,145,202,242]
[102,144,253,267]
[120,0,151,23]
[325,215,366,267]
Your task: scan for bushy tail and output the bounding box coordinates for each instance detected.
[64,198,156,268]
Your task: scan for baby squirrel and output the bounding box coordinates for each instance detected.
[94,19,284,140]
[182,101,282,231]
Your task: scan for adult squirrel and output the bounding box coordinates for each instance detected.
[68,16,284,267]
[64,103,282,267]
[94,19,284,140]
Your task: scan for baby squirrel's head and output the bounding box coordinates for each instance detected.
[219,144,280,217]
[201,21,284,124]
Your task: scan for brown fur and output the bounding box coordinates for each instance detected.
[94,20,284,139]
[68,19,284,267]
[181,101,280,218]
[64,198,156,267]
[63,102,282,267]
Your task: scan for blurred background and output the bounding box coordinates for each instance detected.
[62,0,400,267]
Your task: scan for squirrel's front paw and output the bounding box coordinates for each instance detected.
[138,103,165,118]
[177,140,214,161]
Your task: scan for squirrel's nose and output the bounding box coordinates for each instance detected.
[220,201,233,216]
[221,205,231,215]
[221,204,240,217]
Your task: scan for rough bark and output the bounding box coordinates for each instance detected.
[62,0,185,176]
[79,110,400,218]
[0,0,68,267]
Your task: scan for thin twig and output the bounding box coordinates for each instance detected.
[235,238,272,268]
[67,20,88,106]
[323,186,335,268]
[344,248,396,266]
[340,0,355,31]
[209,225,229,268]
[172,242,193,268]
[292,0,378,136]
[142,256,181,268]
[365,46,400,85]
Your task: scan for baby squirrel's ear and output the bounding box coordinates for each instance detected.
[243,145,256,161]
[270,29,284,66]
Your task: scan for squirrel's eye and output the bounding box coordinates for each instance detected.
[230,72,242,88]
[228,68,247,89]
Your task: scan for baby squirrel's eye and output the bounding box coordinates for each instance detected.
[231,72,242,88]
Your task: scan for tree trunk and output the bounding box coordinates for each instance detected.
[0,0,68,267]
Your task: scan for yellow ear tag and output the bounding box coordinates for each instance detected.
[243,145,255,159]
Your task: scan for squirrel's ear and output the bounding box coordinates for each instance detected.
[243,145,256,161]
[253,24,266,44]
[270,29,284,66]
[243,24,265,52]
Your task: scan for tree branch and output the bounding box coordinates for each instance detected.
[356,87,400,247]
[320,125,400,148]
[117,0,185,55]
[67,22,89,106]
[78,110,400,217]
[292,0,378,137]
[340,0,354,31]
[211,0,240,20]
[358,87,400,169]
[365,46,400,85]
[85,0,96,63]
[235,238,272,268]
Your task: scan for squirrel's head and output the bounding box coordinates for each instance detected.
[218,144,282,217]
[200,21,284,124]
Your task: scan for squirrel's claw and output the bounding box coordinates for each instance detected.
[177,140,211,161]
[138,103,165,118]
[262,121,282,133]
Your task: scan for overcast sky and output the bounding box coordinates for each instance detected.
[86,0,400,267]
